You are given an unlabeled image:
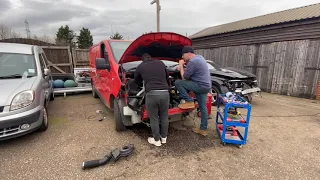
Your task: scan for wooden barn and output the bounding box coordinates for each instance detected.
[190,3,320,99]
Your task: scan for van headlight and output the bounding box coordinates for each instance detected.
[10,90,35,111]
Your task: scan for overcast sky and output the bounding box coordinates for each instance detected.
[1,0,319,43]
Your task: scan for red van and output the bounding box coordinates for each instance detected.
[89,32,212,131]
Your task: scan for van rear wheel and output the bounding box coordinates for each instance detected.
[113,98,127,131]
[92,83,98,98]
[50,92,55,101]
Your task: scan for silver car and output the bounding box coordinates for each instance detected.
[0,43,54,141]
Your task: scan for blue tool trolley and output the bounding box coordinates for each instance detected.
[216,93,252,148]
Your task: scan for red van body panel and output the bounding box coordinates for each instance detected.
[90,40,130,108]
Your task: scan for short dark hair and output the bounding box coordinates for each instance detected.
[142,53,152,61]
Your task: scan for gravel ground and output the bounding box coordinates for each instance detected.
[0,92,319,180]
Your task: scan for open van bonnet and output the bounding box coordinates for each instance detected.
[118,32,192,64]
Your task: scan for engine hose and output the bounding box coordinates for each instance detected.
[119,144,135,157]
[81,144,135,170]
[81,155,112,170]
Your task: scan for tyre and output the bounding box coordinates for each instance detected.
[38,107,49,132]
[113,98,127,131]
[243,94,253,103]
[211,85,221,106]
[49,92,55,101]
[92,83,98,98]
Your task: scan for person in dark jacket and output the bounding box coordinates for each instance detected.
[175,46,211,136]
[134,53,170,147]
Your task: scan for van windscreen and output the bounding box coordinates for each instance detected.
[109,41,132,63]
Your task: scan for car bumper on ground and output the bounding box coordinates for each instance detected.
[0,106,44,141]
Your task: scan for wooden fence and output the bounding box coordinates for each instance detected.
[40,46,90,74]
[42,46,73,74]
[72,49,90,68]
[195,39,320,99]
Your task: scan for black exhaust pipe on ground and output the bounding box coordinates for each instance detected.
[81,144,135,170]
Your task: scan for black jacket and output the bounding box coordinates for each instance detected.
[134,59,169,93]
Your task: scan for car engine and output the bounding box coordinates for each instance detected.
[123,71,183,114]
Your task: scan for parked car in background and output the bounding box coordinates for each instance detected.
[206,60,261,105]
[0,43,54,141]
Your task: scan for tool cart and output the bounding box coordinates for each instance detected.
[215,93,252,148]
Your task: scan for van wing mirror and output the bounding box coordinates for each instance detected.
[96,58,111,71]
[44,68,51,76]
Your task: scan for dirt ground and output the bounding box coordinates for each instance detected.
[0,92,319,180]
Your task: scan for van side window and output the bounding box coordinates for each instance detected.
[100,43,110,65]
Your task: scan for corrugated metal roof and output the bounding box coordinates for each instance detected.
[190,3,320,39]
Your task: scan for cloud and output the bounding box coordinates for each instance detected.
[1,0,319,44]
[1,0,93,28]
[0,0,11,15]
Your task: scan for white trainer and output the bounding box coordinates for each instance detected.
[161,137,167,144]
[148,137,161,147]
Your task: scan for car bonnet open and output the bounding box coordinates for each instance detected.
[118,32,192,64]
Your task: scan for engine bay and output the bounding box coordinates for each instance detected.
[120,62,184,114]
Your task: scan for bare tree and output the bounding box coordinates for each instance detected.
[39,34,54,44]
[11,30,21,38]
[0,22,54,43]
[33,34,55,44]
[0,23,12,40]
[0,23,22,39]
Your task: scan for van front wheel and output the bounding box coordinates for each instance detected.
[38,107,49,132]
[113,98,127,131]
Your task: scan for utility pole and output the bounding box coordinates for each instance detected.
[150,0,161,32]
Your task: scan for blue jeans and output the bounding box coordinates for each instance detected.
[175,80,210,130]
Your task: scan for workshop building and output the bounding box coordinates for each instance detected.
[190,3,320,99]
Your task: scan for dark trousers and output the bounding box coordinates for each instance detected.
[175,80,210,130]
[145,90,170,141]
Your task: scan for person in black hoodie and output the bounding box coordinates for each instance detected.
[134,53,170,147]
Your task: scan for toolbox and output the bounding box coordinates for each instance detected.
[215,93,252,148]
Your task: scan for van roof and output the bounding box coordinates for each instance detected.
[0,43,34,54]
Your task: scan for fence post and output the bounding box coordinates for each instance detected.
[71,48,77,69]
[67,47,73,73]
